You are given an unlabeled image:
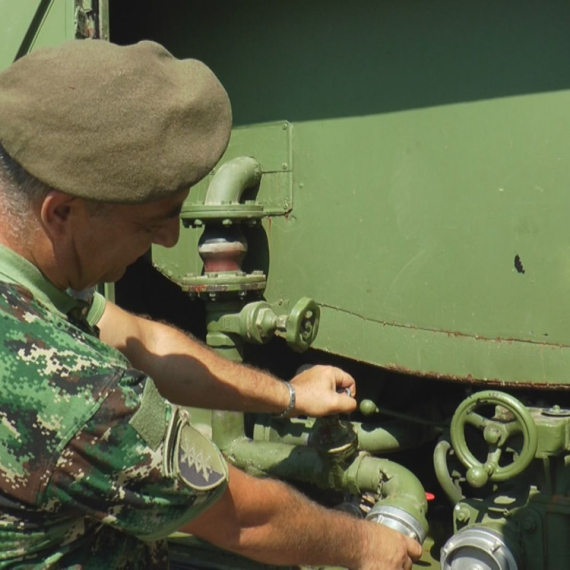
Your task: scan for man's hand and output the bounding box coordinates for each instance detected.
[182,464,422,570]
[359,522,423,570]
[290,365,357,416]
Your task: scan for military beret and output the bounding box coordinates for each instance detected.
[0,40,232,203]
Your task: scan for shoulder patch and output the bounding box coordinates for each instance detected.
[164,408,226,492]
[129,379,168,450]
[176,422,226,491]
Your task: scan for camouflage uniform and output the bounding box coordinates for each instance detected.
[0,245,228,569]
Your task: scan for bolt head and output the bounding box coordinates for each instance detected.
[455,508,470,523]
[523,517,536,532]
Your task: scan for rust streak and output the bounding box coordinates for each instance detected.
[384,363,570,390]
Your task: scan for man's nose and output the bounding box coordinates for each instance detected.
[152,218,180,248]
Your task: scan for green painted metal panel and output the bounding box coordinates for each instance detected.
[0,0,77,71]
[146,1,570,387]
[153,121,293,280]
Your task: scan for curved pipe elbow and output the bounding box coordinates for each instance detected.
[377,457,428,517]
[350,455,429,543]
[346,454,428,521]
[205,156,262,205]
[433,437,464,505]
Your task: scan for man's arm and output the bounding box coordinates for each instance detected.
[182,464,422,570]
[97,300,357,416]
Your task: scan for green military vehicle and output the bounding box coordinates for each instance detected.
[3,1,570,568]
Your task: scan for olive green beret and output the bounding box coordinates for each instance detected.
[0,40,232,203]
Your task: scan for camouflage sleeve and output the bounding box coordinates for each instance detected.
[42,370,228,541]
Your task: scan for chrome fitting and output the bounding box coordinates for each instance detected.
[440,526,518,570]
[366,504,426,544]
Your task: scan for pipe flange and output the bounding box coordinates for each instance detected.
[440,526,518,570]
[181,203,265,227]
[366,505,426,544]
[179,272,267,295]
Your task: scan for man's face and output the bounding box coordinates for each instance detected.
[69,188,190,289]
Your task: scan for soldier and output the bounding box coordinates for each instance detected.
[0,41,422,569]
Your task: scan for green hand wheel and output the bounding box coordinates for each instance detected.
[450,390,538,487]
[285,297,320,352]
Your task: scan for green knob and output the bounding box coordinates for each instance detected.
[360,399,378,416]
[466,466,489,488]
[285,298,320,352]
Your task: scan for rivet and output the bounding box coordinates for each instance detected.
[523,517,536,532]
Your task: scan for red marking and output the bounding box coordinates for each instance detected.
[425,493,435,501]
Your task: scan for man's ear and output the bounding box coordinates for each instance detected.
[39,191,78,239]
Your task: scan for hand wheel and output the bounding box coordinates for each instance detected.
[450,390,538,487]
[285,297,320,352]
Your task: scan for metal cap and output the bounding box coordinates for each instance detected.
[366,504,426,544]
[440,526,518,570]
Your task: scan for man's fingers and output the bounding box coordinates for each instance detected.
[331,369,356,395]
[406,537,423,560]
[290,365,358,416]
[334,391,357,413]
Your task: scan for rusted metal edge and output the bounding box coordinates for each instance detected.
[318,303,570,349]
[382,364,570,391]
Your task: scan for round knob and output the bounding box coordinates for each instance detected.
[466,466,489,488]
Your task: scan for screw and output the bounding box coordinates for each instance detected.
[282,163,288,170]
[282,122,288,130]
[455,508,470,524]
[523,517,536,532]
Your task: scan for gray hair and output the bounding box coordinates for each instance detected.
[0,143,51,231]
[0,144,109,239]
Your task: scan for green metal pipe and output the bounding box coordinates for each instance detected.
[212,410,246,451]
[205,156,262,205]
[220,435,331,485]
[212,408,330,486]
[216,418,427,517]
[205,303,245,363]
[349,454,429,542]
[433,437,464,505]
[367,456,427,519]
[253,416,438,454]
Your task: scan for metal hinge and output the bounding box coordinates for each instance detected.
[75,0,109,40]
